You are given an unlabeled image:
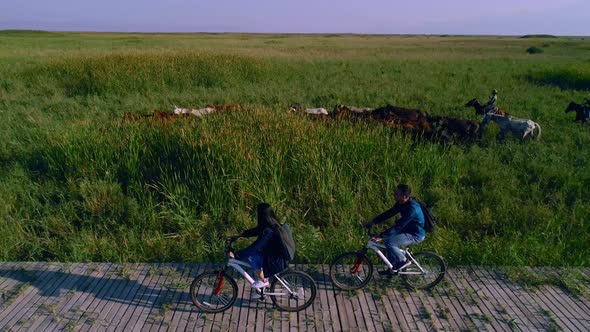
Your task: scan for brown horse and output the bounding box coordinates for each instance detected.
[565,102,590,122]
[427,115,481,142]
[465,98,508,116]
[331,104,374,120]
[369,104,432,134]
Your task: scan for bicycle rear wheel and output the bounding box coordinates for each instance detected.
[329,252,373,290]
[402,251,446,290]
[270,270,317,312]
[190,271,238,313]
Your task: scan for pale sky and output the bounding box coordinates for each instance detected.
[0,0,588,35]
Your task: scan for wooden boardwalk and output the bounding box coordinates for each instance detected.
[0,263,589,331]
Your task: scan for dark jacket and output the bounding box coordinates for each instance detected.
[371,199,426,238]
[236,226,288,277]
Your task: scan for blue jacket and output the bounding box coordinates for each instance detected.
[236,226,288,276]
[371,199,426,238]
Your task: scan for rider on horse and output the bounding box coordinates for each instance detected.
[483,89,498,114]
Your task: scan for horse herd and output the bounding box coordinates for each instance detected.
[291,98,543,143]
[121,98,590,144]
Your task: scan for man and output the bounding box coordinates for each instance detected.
[364,184,426,276]
[484,89,498,114]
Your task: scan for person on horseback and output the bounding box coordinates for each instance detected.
[483,89,498,114]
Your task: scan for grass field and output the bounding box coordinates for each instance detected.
[0,30,589,266]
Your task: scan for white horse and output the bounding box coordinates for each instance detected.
[173,106,217,117]
[288,104,329,116]
[481,113,541,141]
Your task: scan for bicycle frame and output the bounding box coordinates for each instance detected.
[219,258,300,298]
[363,239,427,275]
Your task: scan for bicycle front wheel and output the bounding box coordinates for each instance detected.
[402,251,446,290]
[270,270,317,312]
[190,271,238,313]
[329,252,373,290]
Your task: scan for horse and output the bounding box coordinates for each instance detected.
[481,113,541,141]
[369,104,432,134]
[173,106,217,117]
[465,98,508,116]
[565,102,590,122]
[206,104,247,111]
[331,104,374,119]
[427,115,481,142]
[288,104,329,116]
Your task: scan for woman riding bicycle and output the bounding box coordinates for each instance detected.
[228,203,288,289]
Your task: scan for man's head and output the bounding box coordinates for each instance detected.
[394,184,411,204]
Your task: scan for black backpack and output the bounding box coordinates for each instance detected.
[276,223,296,260]
[412,197,436,233]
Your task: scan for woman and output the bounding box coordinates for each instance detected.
[229,203,288,289]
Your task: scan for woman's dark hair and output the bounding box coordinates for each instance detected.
[257,203,281,230]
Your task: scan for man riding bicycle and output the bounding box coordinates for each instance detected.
[364,184,425,276]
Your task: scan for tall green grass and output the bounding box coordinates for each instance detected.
[0,32,589,266]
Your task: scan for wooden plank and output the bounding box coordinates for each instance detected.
[522,267,586,332]
[163,263,197,332]
[445,267,492,331]
[131,263,175,332]
[106,263,151,331]
[0,262,49,326]
[460,266,512,331]
[428,278,467,331]
[356,282,380,331]
[452,267,497,331]
[118,263,162,331]
[539,267,590,317]
[76,263,132,331]
[145,263,188,332]
[516,267,582,331]
[412,287,446,331]
[0,261,22,292]
[442,271,482,331]
[333,285,357,330]
[556,267,590,310]
[490,266,551,331]
[395,280,429,332]
[0,262,35,310]
[20,263,88,332]
[96,263,149,331]
[90,263,144,331]
[316,264,338,331]
[0,262,59,330]
[488,270,560,331]
[180,263,211,332]
[471,266,536,331]
[368,273,406,332]
[44,263,114,332]
[301,264,318,332]
[76,263,138,332]
[68,263,119,330]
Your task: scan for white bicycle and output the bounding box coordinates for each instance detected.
[190,237,317,313]
[329,228,446,290]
